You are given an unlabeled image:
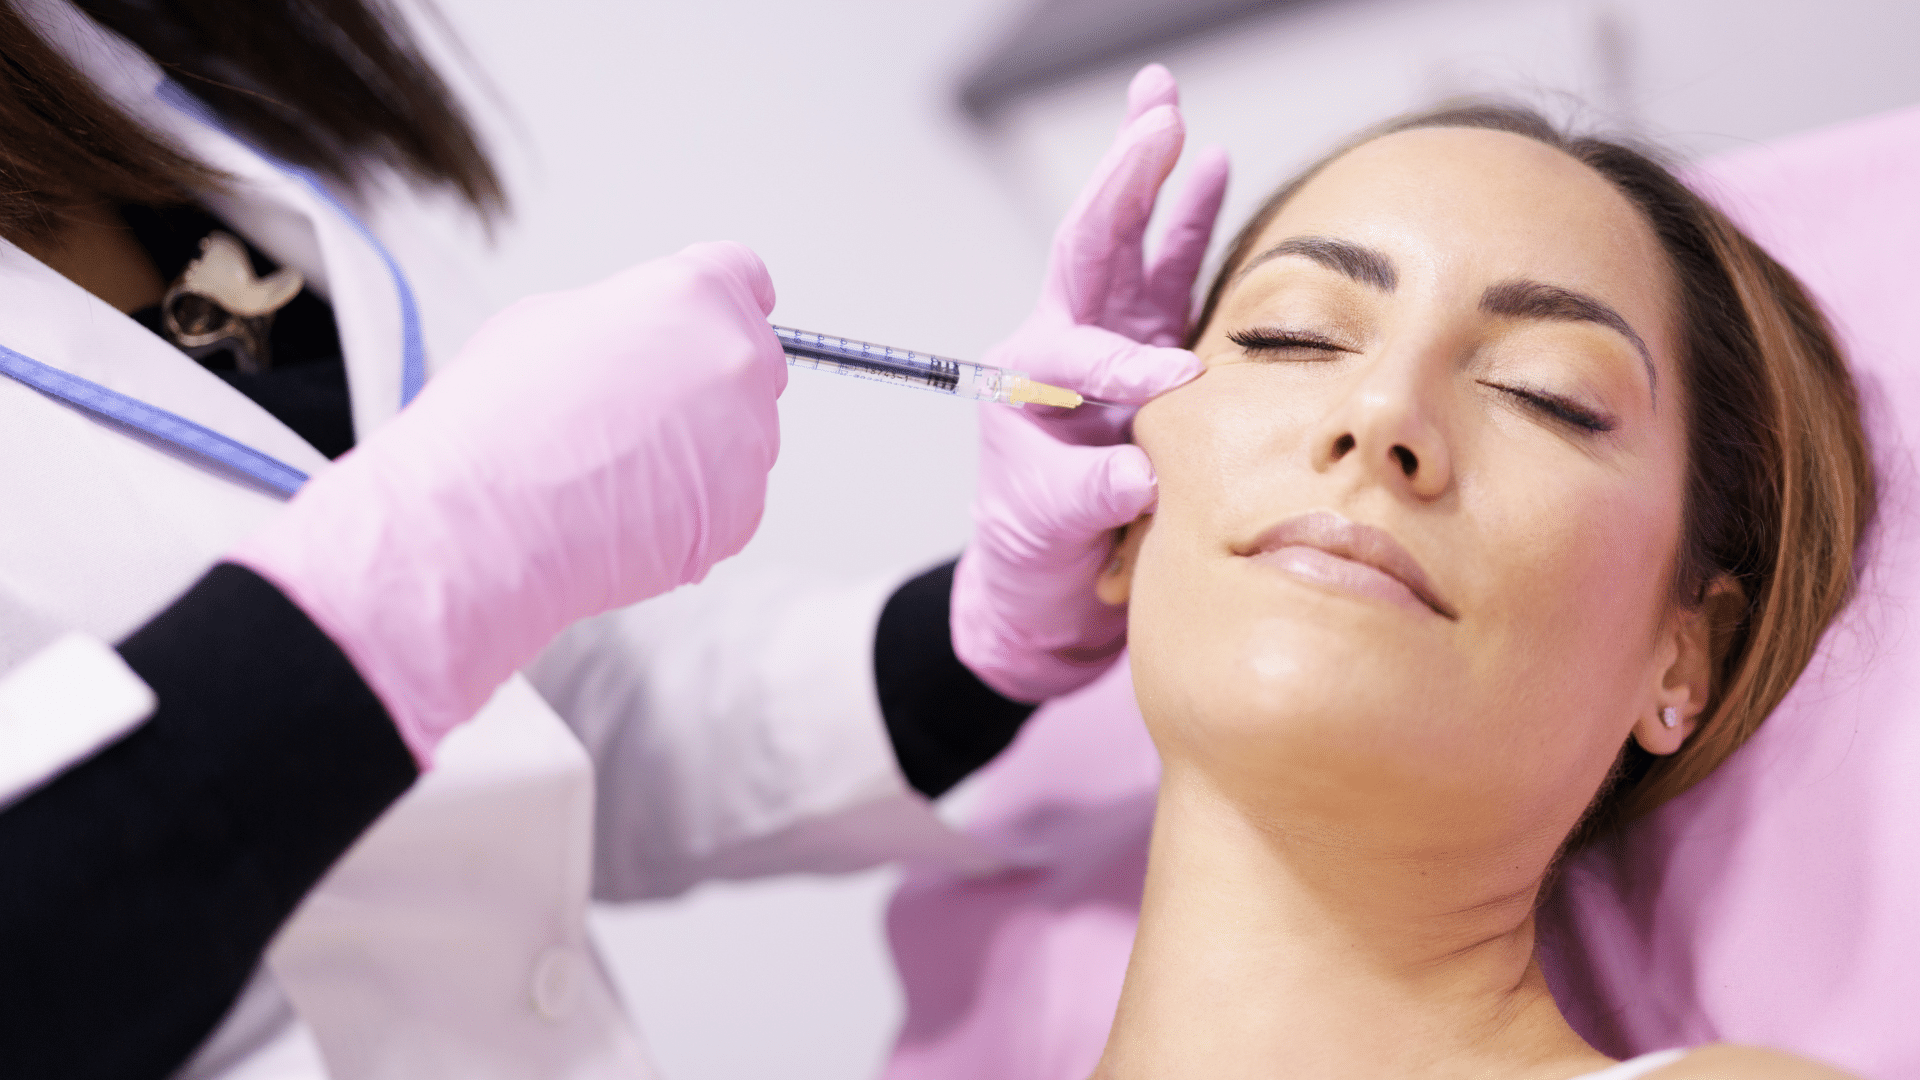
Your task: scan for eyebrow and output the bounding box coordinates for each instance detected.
[1479,279,1656,400]
[1235,235,1397,291]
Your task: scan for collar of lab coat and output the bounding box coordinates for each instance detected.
[12,0,416,452]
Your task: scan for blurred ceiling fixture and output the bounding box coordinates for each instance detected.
[958,0,1297,122]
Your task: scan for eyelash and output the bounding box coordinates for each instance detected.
[1483,382,1617,434]
[1227,328,1616,435]
[1228,327,1349,355]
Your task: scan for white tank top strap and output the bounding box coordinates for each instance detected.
[1573,1049,1690,1080]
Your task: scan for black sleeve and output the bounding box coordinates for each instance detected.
[873,559,1040,799]
[0,563,418,1080]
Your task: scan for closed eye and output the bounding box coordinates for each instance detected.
[1483,381,1616,434]
[1228,327,1351,357]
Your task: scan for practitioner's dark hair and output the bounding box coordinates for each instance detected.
[1190,102,1876,844]
[0,0,501,246]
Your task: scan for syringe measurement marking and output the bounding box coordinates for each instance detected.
[777,331,962,393]
[783,345,956,392]
[772,324,1085,408]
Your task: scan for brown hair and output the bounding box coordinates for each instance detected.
[1190,103,1876,840]
[0,0,501,247]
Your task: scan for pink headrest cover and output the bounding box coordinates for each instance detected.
[884,102,1920,1080]
[1541,104,1920,1072]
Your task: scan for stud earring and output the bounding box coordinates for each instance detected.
[1105,554,1124,575]
[1660,706,1680,730]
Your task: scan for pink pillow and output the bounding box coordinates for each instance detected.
[883,101,1920,1080]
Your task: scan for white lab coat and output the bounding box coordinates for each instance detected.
[0,5,983,1077]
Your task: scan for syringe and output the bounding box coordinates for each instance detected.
[774,325,1086,409]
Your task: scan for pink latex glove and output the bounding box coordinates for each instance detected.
[231,241,786,765]
[951,64,1228,703]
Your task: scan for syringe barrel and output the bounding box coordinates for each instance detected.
[774,325,1009,403]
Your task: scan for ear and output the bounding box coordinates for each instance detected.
[1095,514,1154,605]
[1633,575,1744,755]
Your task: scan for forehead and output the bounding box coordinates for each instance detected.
[1248,127,1675,334]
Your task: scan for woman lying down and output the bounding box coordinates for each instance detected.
[1080,103,1872,1080]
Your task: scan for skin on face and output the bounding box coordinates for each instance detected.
[1112,127,1714,860]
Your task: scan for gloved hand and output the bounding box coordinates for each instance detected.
[952,64,1229,703]
[231,241,786,764]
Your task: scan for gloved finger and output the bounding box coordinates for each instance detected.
[995,323,1202,405]
[1124,63,1178,123]
[1045,104,1186,324]
[985,409,1160,538]
[1074,442,1160,533]
[677,240,778,316]
[672,240,789,396]
[1144,144,1230,325]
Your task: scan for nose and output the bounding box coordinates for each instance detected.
[1312,354,1452,500]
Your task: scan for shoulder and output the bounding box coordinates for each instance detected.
[1658,1044,1861,1079]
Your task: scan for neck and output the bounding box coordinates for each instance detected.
[1095,766,1611,1080]
[15,197,166,315]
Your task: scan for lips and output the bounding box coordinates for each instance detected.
[1239,511,1456,619]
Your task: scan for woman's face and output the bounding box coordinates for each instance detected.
[1124,127,1700,851]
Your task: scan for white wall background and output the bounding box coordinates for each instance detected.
[407,1,1920,1076]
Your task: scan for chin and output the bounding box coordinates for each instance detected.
[1131,604,1475,798]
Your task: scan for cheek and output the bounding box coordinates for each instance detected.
[1125,518,1279,773]
[1449,438,1685,776]
[1127,387,1300,767]
[1135,366,1328,525]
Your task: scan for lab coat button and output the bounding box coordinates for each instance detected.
[530,946,580,1021]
